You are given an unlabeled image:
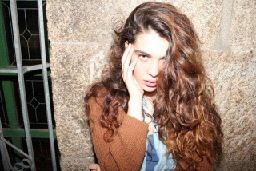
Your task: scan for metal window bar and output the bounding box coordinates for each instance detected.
[0,120,11,171]
[0,0,57,170]
[10,0,35,170]
[38,0,57,170]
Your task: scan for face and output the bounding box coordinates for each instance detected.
[132,29,169,94]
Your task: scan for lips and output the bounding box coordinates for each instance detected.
[144,80,157,87]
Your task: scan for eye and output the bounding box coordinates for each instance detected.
[159,56,166,61]
[139,54,148,58]
[138,54,149,61]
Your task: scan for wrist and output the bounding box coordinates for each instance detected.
[129,95,143,102]
[127,98,143,121]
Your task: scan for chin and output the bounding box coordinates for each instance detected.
[143,86,157,93]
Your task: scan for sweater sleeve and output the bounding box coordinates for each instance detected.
[87,96,148,171]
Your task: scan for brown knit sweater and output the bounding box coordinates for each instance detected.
[87,96,213,171]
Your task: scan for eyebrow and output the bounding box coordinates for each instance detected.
[134,50,151,57]
[134,49,167,59]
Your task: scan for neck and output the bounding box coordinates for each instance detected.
[144,91,156,104]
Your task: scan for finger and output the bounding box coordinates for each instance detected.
[122,43,132,69]
[122,44,132,80]
[123,45,134,82]
[126,57,138,81]
[123,45,133,73]
[124,45,134,69]
[129,57,138,73]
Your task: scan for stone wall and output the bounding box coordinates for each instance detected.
[47,0,256,170]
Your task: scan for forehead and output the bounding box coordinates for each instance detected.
[133,29,169,58]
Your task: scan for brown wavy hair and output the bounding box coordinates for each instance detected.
[85,2,222,170]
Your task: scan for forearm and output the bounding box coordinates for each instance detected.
[127,97,143,121]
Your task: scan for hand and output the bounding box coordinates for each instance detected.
[122,43,144,121]
[122,43,143,98]
[89,164,101,171]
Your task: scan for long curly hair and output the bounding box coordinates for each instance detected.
[85,2,222,170]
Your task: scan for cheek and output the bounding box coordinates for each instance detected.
[133,63,145,81]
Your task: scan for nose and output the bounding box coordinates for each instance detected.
[148,59,159,77]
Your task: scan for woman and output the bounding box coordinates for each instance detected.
[85,2,222,171]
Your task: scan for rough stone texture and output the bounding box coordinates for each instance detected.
[47,0,256,170]
[171,0,224,49]
[229,0,256,51]
[202,50,256,170]
[50,43,94,171]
